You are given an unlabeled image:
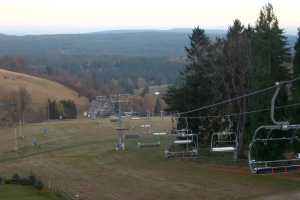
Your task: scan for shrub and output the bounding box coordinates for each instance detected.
[4,179,12,184]
[34,180,44,190]
[20,177,32,185]
[2,173,45,191]
[11,174,20,184]
[28,175,37,185]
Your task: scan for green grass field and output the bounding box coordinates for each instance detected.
[0,184,63,200]
[1,117,300,200]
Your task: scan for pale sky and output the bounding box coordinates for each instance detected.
[0,0,299,35]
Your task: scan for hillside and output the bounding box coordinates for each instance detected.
[0,29,296,58]
[0,29,296,98]
[0,69,88,109]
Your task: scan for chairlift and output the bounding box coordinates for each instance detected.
[115,127,129,151]
[165,117,200,159]
[136,118,162,148]
[248,83,300,174]
[210,117,237,153]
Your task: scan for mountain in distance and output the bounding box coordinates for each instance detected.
[0,28,297,99]
[0,29,296,58]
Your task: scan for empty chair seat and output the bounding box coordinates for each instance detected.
[211,146,236,152]
[174,140,192,144]
[152,132,168,136]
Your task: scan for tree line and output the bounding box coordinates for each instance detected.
[0,55,183,101]
[0,87,78,127]
[165,3,300,158]
[48,100,77,120]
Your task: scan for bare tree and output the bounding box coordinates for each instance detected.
[223,20,252,158]
[13,87,32,125]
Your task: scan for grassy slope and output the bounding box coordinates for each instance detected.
[0,69,88,109]
[0,185,62,200]
[0,118,300,200]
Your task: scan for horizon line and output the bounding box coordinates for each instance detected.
[0,27,297,36]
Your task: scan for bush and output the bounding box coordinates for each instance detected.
[4,179,12,184]
[20,177,32,185]
[2,173,44,191]
[28,175,37,185]
[34,180,44,190]
[11,174,20,184]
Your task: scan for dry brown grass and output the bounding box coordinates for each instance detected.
[1,118,300,200]
[0,69,88,109]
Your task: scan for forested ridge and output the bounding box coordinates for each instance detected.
[0,28,296,99]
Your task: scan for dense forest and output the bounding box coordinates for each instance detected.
[165,3,300,159]
[0,29,229,57]
[0,29,297,100]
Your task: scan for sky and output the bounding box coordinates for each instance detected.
[0,0,299,35]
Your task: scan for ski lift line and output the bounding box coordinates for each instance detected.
[174,102,300,119]
[178,76,300,116]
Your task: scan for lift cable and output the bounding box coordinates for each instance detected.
[178,76,300,116]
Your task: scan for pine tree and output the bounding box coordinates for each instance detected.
[249,4,292,160]
[250,3,291,128]
[294,28,300,66]
[293,28,300,91]
[165,27,223,133]
[253,3,291,84]
[292,28,300,123]
[165,27,210,113]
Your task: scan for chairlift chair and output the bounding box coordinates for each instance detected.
[210,118,237,153]
[211,131,237,152]
[165,117,200,159]
[248,83,300,174]
[137,118,162,148]
[165,132,199,159]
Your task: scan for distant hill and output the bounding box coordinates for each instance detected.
[0,29,296,58]
[0,29,296,99]
[0,69,88,109]
[0,31,189,58]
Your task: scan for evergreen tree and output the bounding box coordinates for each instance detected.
[59,100,78,119]
[250,3,291,129]
[249,3,292,160]
[165,27,223,133]
[293,28,300,94]
[292,28,300,123]
[253,3,290,84]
